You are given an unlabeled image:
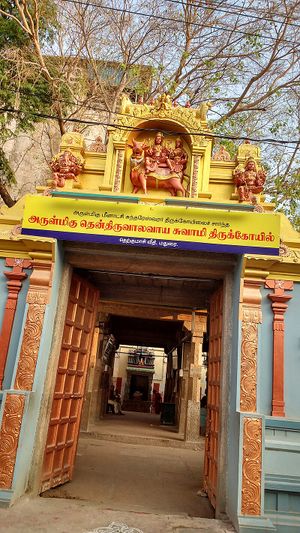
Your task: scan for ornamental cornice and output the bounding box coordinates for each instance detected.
[110,105,210,145]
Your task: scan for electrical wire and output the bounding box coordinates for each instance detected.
[60,0,299,46]
[1,106,299,147]
[164,0,300,30]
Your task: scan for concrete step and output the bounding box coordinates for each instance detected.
[80,430,204,450]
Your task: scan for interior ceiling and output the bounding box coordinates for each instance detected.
[66,242,234,309]
[108,315,184,350]
[82,270,217,309]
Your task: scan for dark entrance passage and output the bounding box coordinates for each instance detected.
[129,374,148,400]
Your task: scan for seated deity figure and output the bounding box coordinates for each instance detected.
[169,137,188,175]
[129,132,188,196]
[144,132,173,175]
[233,157,266,202]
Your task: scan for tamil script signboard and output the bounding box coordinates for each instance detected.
[21,195,280,255]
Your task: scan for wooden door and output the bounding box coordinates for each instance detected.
[41,274,99,492]
[203,285,223,508]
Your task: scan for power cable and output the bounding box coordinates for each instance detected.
[164,0,300,30]
[1,106,299,147]
[59,0,299,46]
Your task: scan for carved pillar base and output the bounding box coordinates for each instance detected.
[0,393,26,489]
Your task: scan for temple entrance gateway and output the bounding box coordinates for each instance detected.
[38,243,234,517]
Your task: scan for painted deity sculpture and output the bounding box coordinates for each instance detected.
[233,157,266,202]
[213,145,231,161]
[129,132,188,196]
[89,136,106,152]
[50,150,84,187]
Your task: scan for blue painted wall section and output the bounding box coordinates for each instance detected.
[259,287,273,416]
[264,418,300,533]
[284,282,300,420]
[226,257,242,529]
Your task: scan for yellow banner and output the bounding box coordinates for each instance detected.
[22,195,280,255]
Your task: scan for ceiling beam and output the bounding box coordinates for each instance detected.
[65,243,235,280]
[94,283,210,308]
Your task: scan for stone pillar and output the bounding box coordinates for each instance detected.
[178,341,190,436]
[185,324,205,442]
[0,260,52,490]
[0,258,31,388]
[81,326,100,431]
[89,320,106,422]
[178,313,206,443]
[265,279,293,417]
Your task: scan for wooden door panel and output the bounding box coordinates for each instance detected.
[41,274,98,492]
[204,285,223,508]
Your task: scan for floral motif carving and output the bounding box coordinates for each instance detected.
[241,417,262,515]
[240,320,259,412]
[116,93,210,146]
[240,281,262,413]
[191,154,200,198]
[113,149,125,192]
[279,240,300,262]
[0,394,25,488]
[14,291,47,390]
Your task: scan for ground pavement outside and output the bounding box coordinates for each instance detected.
[0,498,235,533]
[0,413,235,532]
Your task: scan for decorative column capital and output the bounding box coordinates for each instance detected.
[265,279,293,293]
[0,258,32,389]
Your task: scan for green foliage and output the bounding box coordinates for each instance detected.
[268,170,300,232]
[0,0,56,196]
[0,147,15,185]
